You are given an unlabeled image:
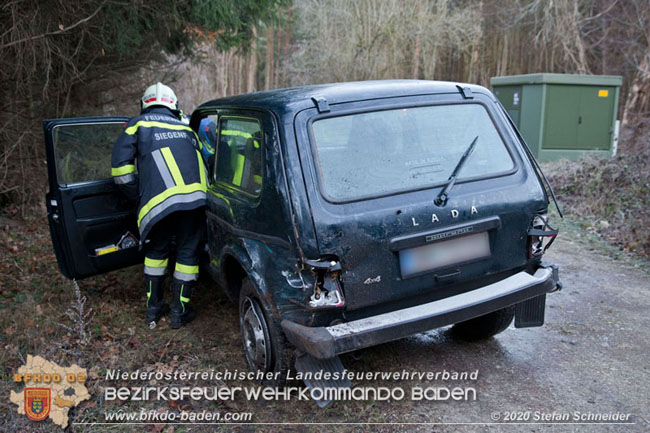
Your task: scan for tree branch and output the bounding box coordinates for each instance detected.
[0,0,106,49]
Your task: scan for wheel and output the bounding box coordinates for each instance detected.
[238,278,292,386]
[451,306,515,341]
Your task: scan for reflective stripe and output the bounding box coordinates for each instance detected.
[174,263,199,282]
[111,165,135,176]
[145,257,168,268]
[125,121,193,136]
[202,140,214,154]
[180,284,189,312]
[197,150,206,187]
[160,147,185,186]
[138,183,206,225]
[221,129,260,148]
[253,174,262,185]
[221,129,252,138]
[151,149,175,188]
[232,154,245,186]
[174,270,198,281]
[144,266,166,276]
[175,263,198,274]
[114,173,135,184]
[147,280,151,306]
[139,188,206,231]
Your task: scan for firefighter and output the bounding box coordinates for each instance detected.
[197,117,217,161]
[111,82,207,329]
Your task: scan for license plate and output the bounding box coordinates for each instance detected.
[399,231,491,278]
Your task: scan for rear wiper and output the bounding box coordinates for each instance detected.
[434,135,478,206]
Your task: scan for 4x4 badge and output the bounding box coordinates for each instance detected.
[364,275,381,285]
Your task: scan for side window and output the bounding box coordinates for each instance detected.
[215,117,263,196]
[54,122,125,185]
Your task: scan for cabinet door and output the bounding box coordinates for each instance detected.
[543,85,580,150]
[577,86,615,150]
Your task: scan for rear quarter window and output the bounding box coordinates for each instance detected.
[215,117,263,196]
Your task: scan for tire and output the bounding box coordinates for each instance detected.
[238,278,292,386]
[451,306,515,341]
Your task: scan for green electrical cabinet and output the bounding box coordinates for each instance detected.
[490,73,622,161]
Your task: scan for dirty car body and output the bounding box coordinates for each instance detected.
[44,80,560,375]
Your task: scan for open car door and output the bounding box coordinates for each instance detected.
[44,117,143,279]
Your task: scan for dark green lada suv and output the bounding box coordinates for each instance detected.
[44,80,561,388]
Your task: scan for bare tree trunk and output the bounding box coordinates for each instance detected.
[283,8,291,87]
[622,53,650,125]
[412,33,421,79]
[230,51,237,95]
[500,32,508,76]
[247,26,257,93]
[411,3,422,79]
[562,0,590,74]
[238,50,244,94]
[430,45,438,79]
[274,28,281,88]
[468,0,483,83]
[264,26,274,90]
[221,52,228,96]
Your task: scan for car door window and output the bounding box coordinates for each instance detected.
[53,122,126,185]
[215,117,263,196]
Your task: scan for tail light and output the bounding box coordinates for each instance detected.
[304,258,346,309]
[528,214,558,258]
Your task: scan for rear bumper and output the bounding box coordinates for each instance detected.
[281,265,559,359]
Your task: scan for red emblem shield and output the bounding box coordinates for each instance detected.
[24,388,51,421]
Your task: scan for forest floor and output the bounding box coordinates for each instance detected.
[1,209,648,432]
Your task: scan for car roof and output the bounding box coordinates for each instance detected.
[196,80,490,115]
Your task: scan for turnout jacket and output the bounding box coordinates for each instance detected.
[111,107,207,241]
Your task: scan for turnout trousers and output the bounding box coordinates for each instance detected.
[142,207,205,328]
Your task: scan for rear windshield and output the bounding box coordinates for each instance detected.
[311,104,514,201]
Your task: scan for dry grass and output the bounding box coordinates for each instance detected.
[543,122,650,257]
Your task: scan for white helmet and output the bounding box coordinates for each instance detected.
[141,82,178,110]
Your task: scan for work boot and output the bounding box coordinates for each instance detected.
[145,275,169,327]
[170,278,196,329]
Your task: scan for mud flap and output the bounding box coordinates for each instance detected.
[514,293,546,328]
[294,352,351,408]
